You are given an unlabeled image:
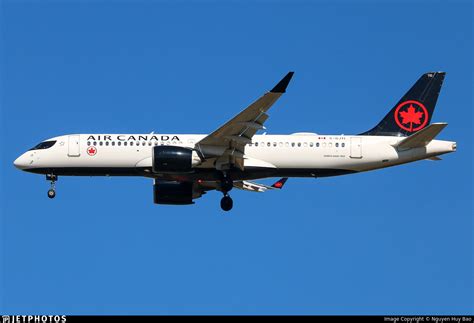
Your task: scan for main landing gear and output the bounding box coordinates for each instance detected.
[220,194,233,212]
[220,174,234,212]
[46,174,57,199]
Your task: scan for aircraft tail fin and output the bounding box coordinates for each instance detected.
[394,122,447,150]
[271,178,288,189]
[361,72,446,136]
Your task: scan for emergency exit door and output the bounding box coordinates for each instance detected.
[350,137,362,159]
[68,135,81,157]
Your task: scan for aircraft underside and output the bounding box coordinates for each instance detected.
[24,167,357,180]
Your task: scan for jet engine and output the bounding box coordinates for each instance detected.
[153,181,195,205]
[152,146,202,173]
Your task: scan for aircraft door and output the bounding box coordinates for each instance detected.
[68,135,81,157]
[350,137,362,159]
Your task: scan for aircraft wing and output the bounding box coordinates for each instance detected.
[233,178,288,192]
[195,72,294,170]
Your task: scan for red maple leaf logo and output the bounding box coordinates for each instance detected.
[274,182,283,188]
[399,104,424,131]
[88,147,96,155]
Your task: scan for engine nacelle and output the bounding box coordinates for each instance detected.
[152,146,201,173]
[153,181,193,205]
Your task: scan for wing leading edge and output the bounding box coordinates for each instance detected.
[196,72,294,170]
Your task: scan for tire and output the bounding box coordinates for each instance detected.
[220,196,233,211]
[47,189,56,199]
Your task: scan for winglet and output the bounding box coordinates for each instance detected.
[270,72,294,93]
[271,178,288,189]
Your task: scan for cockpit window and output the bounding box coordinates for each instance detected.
[30,140,57,150]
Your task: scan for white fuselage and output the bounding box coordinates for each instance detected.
[12,72,454,209]
[14,133,456,181]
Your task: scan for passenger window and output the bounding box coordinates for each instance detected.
[112,142,115,146]
[267,142,271,147]
[291,143,295,147]
[342,143,345,147]
[329,143,333,148]
[87,141,91,146]
[93,141,97,146]
[309,142,313,147]
[335,143,339,147]
[118,142,121,146]
[322,142,327,147]
[130,142,134,146]
[297,143,301,147]
[316,142,320,147]
[105,141,109,146]
[279,142,283,147]
[273,142,277,147]
[255,142,259,147]
[99,142,103,146]
[285,142,289,147]
[303,142,307,147]
[148,142,152,146]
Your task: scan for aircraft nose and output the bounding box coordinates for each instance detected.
[13,153,29,170]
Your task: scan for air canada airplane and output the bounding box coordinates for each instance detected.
[14,72,456,211]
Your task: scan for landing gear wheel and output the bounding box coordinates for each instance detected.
[47,189,56,199]
[46,174,57,199]
[220,195,233,211]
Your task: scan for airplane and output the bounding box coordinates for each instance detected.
[13,71,456,211]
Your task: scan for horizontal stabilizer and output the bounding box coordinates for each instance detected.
[395,122,447,150]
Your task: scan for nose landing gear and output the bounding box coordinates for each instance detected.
[46,174,57,199]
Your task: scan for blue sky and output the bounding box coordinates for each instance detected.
[1,0,472,315]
